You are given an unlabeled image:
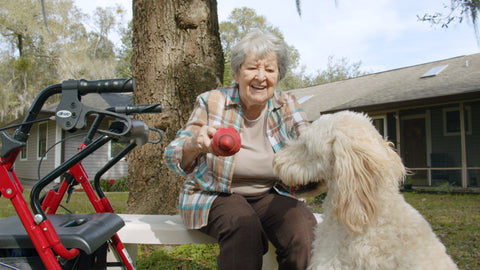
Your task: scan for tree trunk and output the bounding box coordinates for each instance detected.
[127,0,223,214]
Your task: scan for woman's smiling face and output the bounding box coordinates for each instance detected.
[234,52,279,111]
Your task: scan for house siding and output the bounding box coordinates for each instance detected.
[63,132,128,181]
[394,101,480,187]
[429,106,463,186]
[466,101,480,186]
[15,120,57,181]
[15,119,128,183]
[466,101,480,167]
[430,107,462,167]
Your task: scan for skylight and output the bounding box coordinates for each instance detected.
[298,95,314,104]
[421,65,448,78]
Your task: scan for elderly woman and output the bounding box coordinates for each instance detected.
[164,29,316,270]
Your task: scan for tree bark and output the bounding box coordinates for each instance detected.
[127,0,223,214]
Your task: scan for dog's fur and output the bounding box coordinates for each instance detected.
[273,111,457,270]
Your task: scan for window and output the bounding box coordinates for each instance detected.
[20,141,28,160]
[443,106,471,136]
[108,120,129,159]
[372,115,387,139]
[298,95,313,104]
[37,122,48,159]
[20,142,28,160]
[421,65,448,78]
[109,141,129,159]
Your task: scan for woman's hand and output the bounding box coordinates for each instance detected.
[186,125,218,155]
[181,125,218,171]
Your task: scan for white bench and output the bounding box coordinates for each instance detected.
[109,213,323,270]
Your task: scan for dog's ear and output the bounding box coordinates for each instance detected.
[328,111,407,234]
[330,132,383,234]
[382,139,407,186]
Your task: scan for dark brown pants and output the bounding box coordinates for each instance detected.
[199,190,317,270]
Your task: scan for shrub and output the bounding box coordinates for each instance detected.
[92,177,129,192]
[111,177,129,192]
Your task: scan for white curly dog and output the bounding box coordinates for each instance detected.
[273,110,457,270]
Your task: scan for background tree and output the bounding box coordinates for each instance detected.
[116,21,133,78]
[0,0,125,122]
[126,0,224,214]
[219,7,366,90]
[304,55,367,86]
[0,0,59,121]
[219,7,301,87]
[418,0,480,43]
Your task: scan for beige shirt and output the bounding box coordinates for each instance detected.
[232,106,277,195]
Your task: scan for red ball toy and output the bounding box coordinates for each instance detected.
[212,127,241,156]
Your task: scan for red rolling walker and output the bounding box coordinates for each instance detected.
[0,78,162,270]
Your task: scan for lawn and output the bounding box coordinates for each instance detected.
[1,189,479,269]
[0,190,129,217]
[401,192,480,269]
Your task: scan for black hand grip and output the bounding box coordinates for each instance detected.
[109,104,163,114]
[62,78,135,94]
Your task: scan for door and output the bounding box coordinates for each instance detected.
[402,117,427,168]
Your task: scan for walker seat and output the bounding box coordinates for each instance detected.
[0,212,124,254]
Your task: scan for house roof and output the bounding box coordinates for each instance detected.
[289,53,480,121]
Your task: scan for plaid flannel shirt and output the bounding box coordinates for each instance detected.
[164,86,309,229]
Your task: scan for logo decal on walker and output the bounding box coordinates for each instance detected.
[56,110,72,118]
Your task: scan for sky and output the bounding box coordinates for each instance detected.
[75,0,479,74]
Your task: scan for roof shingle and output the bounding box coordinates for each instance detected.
[289,53,480,120]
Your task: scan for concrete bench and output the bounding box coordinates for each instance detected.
[110,213,323,270]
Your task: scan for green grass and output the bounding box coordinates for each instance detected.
[137,244,219,270]
[403,192,480,269]
[1,190,479,269]
[0,189,129,217]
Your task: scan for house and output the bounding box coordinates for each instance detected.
[10,92,133,184]
[7,54,480,189]
[290,53,480,189]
